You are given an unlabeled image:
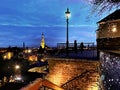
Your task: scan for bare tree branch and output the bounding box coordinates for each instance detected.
[90,0,120,14]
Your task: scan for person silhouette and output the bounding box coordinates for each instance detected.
[80,42,84,53]
[74,40,77,53]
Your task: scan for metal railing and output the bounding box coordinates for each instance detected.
[57,42,95,50]
[61,69,99,90]
[55,42,98,59]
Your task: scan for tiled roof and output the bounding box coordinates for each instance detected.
[98,9,120,23]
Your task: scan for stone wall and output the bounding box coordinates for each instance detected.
[97,20,120,50]
[97,21,120,38]
[100,51,120,89]
[97,37,120,50]
[46,58,100,90]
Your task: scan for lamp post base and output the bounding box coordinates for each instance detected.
[66,41,69,57]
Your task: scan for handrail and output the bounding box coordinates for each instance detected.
[57,42,95,50]
[61,69,98,88]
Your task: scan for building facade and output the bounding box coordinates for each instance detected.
[97,10,120,90]
[97,9,120,50]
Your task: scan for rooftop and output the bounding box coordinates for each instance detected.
[98,9,120,23]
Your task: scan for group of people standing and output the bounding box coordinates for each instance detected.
[74,40,84,53]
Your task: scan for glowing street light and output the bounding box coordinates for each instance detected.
[65,8,71,19]
[65,8,71,56]
[15,65,20,69]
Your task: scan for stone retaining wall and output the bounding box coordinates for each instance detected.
[46,58,100,90]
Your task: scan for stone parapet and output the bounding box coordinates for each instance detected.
[97,37,120,50]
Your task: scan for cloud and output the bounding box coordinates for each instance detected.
[0,0,100,47]
[0,0,97,27]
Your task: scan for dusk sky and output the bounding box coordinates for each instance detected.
[0,0,109,47]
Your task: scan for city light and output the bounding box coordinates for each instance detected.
[14,76,22,81]
[28,55,37,61]
[15,65,20,69]
[3,52,13,60]
[28,49,32,53]
[24,49,32,53]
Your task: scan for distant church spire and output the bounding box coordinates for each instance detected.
[40,33,45,49]
[23,42,25,49]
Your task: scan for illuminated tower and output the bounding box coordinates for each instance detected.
[38,33,46,61]
[40,33,45,49]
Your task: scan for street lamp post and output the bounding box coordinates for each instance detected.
[65,8,70,57]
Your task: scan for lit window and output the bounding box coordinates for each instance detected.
[112,25,117,32]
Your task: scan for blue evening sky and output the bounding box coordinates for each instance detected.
[0,0,108,47]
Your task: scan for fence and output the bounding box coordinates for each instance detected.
[57,42,95,50]
[56,42,97,59]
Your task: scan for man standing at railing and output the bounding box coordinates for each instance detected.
[74,40,77,53]
[80,42,84,54]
